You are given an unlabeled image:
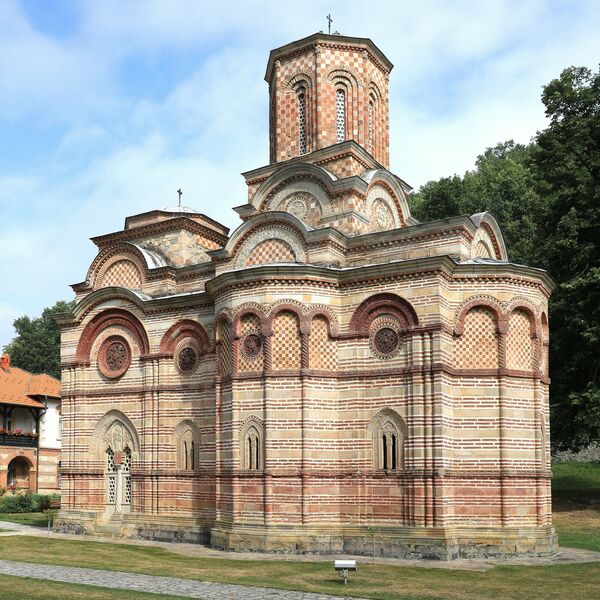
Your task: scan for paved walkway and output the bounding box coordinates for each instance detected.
[0,559,364,600]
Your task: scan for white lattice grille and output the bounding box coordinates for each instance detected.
[368,102,374,153]
[336,89,346,143]
[122,447,132,505]
[106,448,117,504]
[298,90,307,155]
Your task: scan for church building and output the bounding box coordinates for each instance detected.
[57,32,556,559]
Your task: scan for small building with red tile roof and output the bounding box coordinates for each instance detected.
[0,353,61,494]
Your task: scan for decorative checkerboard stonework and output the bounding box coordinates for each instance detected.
[101,259,142,289]
[308,316,336,370]
[246,238,296,267]
[272,311,301,370]
[454,307,499,369]
[506,309,533,370]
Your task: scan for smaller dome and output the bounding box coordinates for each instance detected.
[162,205,199,214]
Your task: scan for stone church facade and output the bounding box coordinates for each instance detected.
[57,33,556,559]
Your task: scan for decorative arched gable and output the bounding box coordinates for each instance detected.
[75,308,150,363]
[470,213,508,261]
[86,243,154,290]
[349,293,418,336]
[251,163,336,215]
[91,409,140,458]
[229,219,307,269]
[159,319,210,355]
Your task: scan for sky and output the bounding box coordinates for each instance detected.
[0,0,599,347]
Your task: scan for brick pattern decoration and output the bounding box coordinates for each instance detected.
[246,239,296,267]
[272,311,301,370]
[454,307,499,369]
[506,309,533,370]
[100,260,142,289]
[308,316,336,370]
[269,39,390,166]
[239,314,264,372]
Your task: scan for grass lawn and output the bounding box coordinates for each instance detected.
[0,574,189,600]
[552,461,600,552]
[0,536,598,600]
[0,513,48,527]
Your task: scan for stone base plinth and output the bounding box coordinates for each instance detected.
[210,522,558,560]
[56,511,558,559]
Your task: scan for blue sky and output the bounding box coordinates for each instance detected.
[1,0,599,347]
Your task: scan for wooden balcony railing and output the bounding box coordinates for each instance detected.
[0,433,38,448]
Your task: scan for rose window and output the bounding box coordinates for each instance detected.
[243,333,262,358]
[373,327,400,356]
[98,336,131,378]
[177,347,198,373]
[106,342,127,372]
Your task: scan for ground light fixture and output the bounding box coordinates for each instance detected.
[334,560,357,585]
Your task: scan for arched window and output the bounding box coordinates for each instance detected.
[298,87,307,155]
[245,426,261,470]
[179,428,196,471]
[240,417,264,471]
[369,409,406,471]
[335,88,346,143]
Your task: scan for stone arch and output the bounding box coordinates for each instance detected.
[6,455,34,490]
[266,301,310,335]
[159,319,210,355]
[232,304,268,338]
[454,296,506,336]
[172,420,200,471]
[229,221,307,270]
[349,293,418,336]
[306,305,339,337]
[285,72,313,90]
[470,213,508,261]
[363,171,412,225]
[505,298,539,338]
[91,410,140,458]
[75,308,149,363]
[240,416,264,470]
[251,163,336,214]
[86,243,151,290]
[368,408,408,470]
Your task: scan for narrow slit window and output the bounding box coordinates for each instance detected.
[382,434,388,470]
[391,434,397,470]
[335,89,346,143]
[368,101,374,153]
[190,441,195,470]
[298,89,307,155]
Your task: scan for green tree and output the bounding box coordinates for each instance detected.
[3,300,75,379]
[532,66,600,450]
[410,141,543,265]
